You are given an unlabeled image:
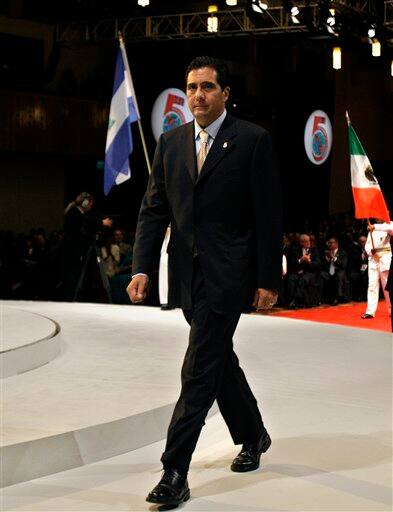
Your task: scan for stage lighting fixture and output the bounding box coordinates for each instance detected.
[332,46,341,69]
[283,0,300,23]
[326,8,336,34]
[137,0,149,6]
[208,4,218,32]
[226,0,238,5]
[371,38,381,57]
[291,6,300,24]
[208,16,218,31]
[251,0,268,14]
[367,25,376,39]
[391,60,393,77]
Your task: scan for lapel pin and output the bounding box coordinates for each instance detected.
[223,142,228,149]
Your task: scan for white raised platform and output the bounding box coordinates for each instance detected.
[1,300,392,511]
[0,306,61,378]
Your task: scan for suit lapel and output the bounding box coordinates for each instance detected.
[182,122,197,185]
[196,114,238,184]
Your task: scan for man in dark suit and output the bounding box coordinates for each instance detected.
[321,237,350,304]
[287,233,321,308]
[127,56,283,506]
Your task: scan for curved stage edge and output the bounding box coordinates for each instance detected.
[1,306,61,379]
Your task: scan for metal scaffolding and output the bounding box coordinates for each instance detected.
[385,0,393,27]
[55,2,390,43]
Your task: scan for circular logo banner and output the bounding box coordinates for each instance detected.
[304,110,333,165]
[151,88,193,142]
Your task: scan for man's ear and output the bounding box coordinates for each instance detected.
[223,86,230,102]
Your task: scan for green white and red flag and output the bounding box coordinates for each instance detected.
[347,113,390,222]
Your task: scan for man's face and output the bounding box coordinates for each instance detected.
[327,238,338,251]
[114,230,123,243]
[85,199,94,212]
[186,66,229,128]
[359,236,367,248]
[300,236,310,249]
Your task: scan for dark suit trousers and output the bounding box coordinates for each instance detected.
[160,257,265,473]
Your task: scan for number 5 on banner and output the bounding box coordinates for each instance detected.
[164,94,186,124]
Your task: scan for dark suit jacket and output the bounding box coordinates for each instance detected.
[348,243,368,274]
[288,246,321,274]
[132,113,283,313]
[321,249,348,274]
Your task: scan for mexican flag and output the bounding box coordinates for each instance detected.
[347,115,390,222]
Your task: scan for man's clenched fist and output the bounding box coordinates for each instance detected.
[127,274,149,303]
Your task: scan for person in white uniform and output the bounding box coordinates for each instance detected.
[361,220,392,319]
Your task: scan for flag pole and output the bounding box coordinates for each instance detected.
[348,112,376,250]
[118,32,152,175]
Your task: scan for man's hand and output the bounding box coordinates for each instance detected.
[367,222,375,232]
[252,288,278,311]
[127,275,149,303]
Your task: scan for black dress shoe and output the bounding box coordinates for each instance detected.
[231,432,271,473]
[146,468,190,505]
[361,313,374,319]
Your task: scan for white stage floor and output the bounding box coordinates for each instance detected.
[1,300,392,510]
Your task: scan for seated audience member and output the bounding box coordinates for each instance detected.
[101,237,121,279]
[287,234,321,308]
[349,235,368,301]
[113,229,132,262]
[321,237,350,305]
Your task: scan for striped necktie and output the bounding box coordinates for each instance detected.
[197,130,209,174]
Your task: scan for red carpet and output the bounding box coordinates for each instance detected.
[266,301,392,333]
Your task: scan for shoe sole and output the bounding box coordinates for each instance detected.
[231,435,272,473]
[146,489,190,505]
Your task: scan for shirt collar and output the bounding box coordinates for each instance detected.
[194,109,227,141]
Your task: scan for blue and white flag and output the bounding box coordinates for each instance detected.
[104,41,139,195]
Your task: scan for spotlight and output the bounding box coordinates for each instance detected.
[326,8,337,34]
[137,0,149,6]
[226,0,238,5]
[208,5,218,32]
[207,16,218,32]
[251,0,268,14]
[327,9,335,26]
[371,38,381,57]
[291,6,300,24]
[283,1,300,24]
[332,46,341,70]
[367,25,376,39]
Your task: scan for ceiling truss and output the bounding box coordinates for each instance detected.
[55,2,392,43]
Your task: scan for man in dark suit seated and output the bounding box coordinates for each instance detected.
[127,56,283,506]
[287,233,321,308]
[321,237,350,305]
[348,235,368,301]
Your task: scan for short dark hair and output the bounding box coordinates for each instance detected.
[185,56,230,90]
